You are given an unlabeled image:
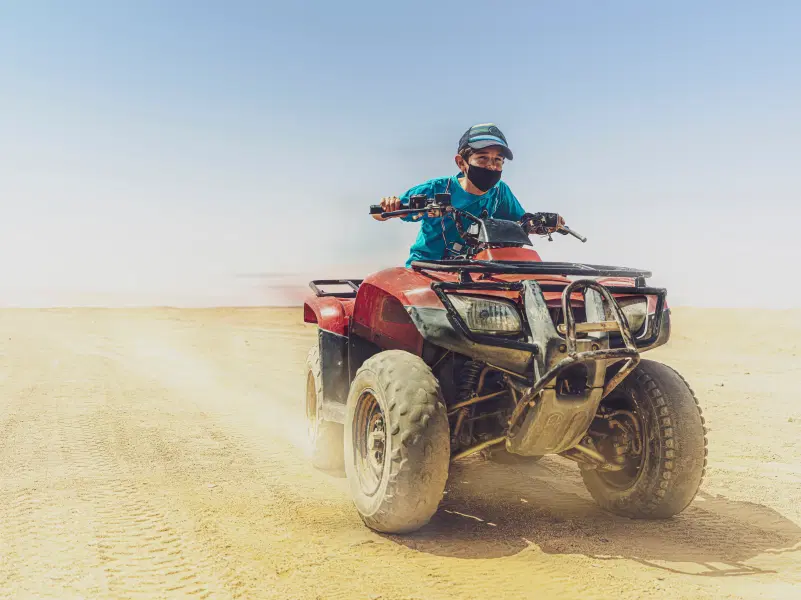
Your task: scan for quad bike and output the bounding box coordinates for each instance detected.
[302,192,707,534]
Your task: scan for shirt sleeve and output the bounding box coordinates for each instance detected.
[494,182,527,221]
[399,181,436,222]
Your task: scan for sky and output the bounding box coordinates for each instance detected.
[1,0,799,307]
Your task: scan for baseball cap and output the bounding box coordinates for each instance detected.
[458,123,513,160]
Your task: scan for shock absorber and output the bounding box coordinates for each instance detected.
[458,360,485,403]
[452,361,485,448]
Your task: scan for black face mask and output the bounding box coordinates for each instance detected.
[465,164,502,192]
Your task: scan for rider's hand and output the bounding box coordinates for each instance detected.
[372,196,404,221]
[381,196,403,212]
[522,212,564,235]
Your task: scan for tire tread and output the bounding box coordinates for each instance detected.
[581,359,707,518]
[346,350,450,534]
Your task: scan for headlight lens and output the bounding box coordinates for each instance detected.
[448,295,522,335]
[619,297,647,334]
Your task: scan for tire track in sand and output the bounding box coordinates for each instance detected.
[0,335,239,599]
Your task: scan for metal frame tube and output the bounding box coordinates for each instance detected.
[447,390,507,414]
[451,437,505,461]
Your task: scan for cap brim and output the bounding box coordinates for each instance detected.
[467,138,514,160]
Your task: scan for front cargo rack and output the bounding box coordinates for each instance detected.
[411,259,652,284]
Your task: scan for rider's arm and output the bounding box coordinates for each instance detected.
[493,183,527,221]
[495,183,564,232]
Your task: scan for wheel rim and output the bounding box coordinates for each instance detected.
[353,390,387,496]
[305,371,319,442]
[596,392,647,491]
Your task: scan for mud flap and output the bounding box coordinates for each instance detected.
[318,329,349,423]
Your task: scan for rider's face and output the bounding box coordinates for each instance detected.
[456,146,506,174]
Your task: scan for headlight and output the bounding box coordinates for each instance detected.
[618,297,647,334]
[448,295,522,335]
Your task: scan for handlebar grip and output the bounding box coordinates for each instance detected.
[562,226,587,243]
[371,204,414,218]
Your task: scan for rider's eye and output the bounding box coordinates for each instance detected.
[470,154,504,169]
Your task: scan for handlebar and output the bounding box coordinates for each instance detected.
[369,201,587,243]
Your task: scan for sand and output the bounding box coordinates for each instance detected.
[0,306,799,599]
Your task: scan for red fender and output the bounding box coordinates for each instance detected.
[303,295,354,336]
[350,267,455,354]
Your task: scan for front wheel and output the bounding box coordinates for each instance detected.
[580,359,707,518]
[344,350,451,534]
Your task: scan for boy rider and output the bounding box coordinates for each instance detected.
[374,123,563,267]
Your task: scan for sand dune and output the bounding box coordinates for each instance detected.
[0,306,799,599]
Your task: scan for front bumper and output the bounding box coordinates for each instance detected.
[408,277,668,455]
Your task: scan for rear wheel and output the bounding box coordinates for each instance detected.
[344,350,450,533]
[580,359,707,518]
[306,345,345,472]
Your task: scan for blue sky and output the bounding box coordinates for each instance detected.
[1,1,799,306]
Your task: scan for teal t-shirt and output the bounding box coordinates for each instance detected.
[400,173,526,267]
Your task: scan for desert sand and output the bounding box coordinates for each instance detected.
[0,306,799,599]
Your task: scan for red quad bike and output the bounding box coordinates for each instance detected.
[303,193,707,534]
